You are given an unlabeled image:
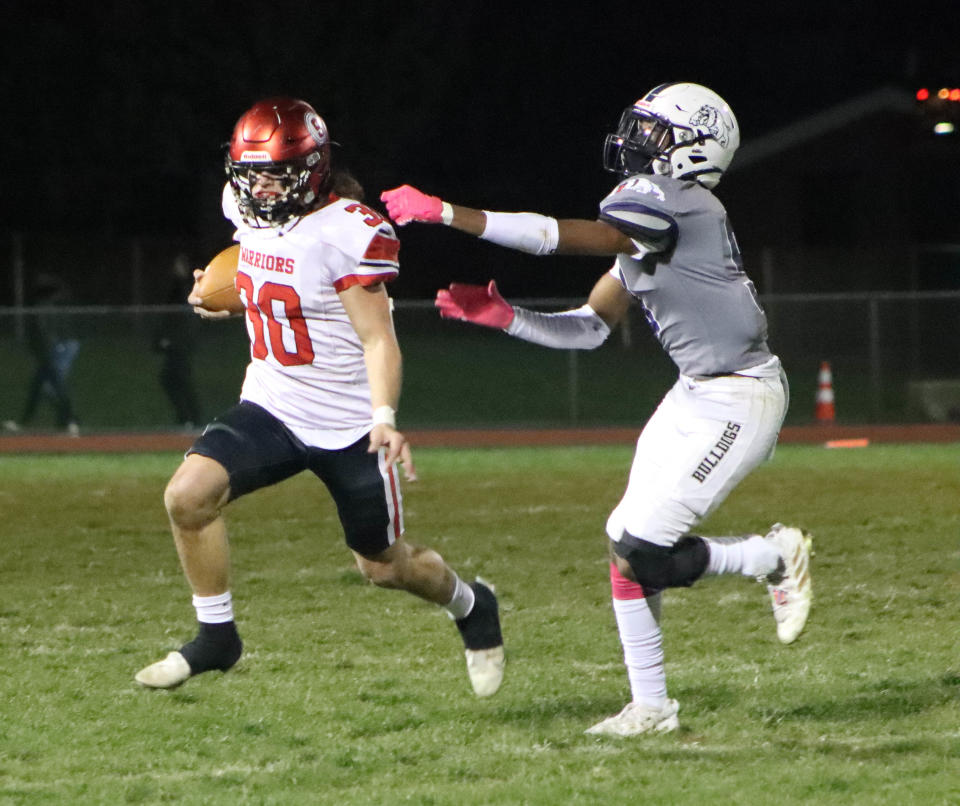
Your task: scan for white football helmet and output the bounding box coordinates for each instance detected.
[602,82,739,188]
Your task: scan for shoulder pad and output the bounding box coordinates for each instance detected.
[599,176,678,250]
[599,200,677,251]
[304,199,400,276]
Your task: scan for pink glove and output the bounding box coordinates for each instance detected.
[435,280,515,329]
[379,185,443,225]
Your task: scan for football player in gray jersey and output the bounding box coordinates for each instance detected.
[381,82,812,737]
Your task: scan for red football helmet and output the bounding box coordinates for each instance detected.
[226,97,333,226]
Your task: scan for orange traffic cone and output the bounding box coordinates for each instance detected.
[815,361,835,422]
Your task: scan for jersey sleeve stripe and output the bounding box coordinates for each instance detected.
[333,271,398,293]
[601,202,675,231]
[364,233,401,264]
[600,202,678,250]
[386,462,403,542]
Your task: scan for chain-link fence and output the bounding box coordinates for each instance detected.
[1,291,959,433]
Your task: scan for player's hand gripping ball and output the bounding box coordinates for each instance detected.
[192,245,244,315]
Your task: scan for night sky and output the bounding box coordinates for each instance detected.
[6,2,959,299]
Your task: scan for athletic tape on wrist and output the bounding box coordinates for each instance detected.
[372,405,396,428]
[440,201,454,226]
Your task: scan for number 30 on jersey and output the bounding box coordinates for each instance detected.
[236,274,315,366]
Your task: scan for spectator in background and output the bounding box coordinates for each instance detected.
[4,274,81,436]
[154,253,201,429]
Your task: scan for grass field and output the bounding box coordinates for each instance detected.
[0,444,958,804]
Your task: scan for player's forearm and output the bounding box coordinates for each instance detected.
[444,200,561,255]
[505,305,611,350]
[446,204,487,237]
[453,208,630,257]
[381,186,564,255]
[363,338,402,414]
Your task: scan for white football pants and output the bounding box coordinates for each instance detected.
[606,369,787,548]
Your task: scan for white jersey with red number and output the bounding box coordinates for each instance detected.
[222,184,400,449]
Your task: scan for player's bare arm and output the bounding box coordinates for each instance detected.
[339,282,405,465]
[434,204,636,255]
[381,185,635,257]
[448,208,633,256]
[444,201,562,254]
[585,271,633,328]
[444,203,486,236]
[556,219,635,256]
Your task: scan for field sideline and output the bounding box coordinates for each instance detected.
[1,422,959,455]
[0,443,958,803]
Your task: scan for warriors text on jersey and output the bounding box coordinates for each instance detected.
[222,185,400,448]
[598,173,776,379]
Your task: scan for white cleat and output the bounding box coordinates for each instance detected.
[456,577,505,697]
[763,523,813,644]
[465,646,505,697]
[135,651,191,689]
[585,699,680,737]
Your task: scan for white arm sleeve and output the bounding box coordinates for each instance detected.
[505,304,611,350]
[480,211,560,255]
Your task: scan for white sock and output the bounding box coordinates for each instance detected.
[443,575,475,620]
[192,591,234,624]
[704,535,781,577]
[612,594,667,707]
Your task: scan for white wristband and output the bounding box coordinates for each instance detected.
[372,405,396,428]
[440,201,454,225]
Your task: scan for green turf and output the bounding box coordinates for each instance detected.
[0,445,958,804]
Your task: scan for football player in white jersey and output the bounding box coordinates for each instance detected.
[136,97,504,698]
[380,83,812,736]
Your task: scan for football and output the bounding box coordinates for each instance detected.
[195,244,244,314]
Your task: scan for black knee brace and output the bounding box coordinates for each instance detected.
[612,533,709,590]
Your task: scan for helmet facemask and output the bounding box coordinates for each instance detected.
[227,151,330,228]
[603,108,697,176]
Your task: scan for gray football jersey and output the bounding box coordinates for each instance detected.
[598,174,773,378]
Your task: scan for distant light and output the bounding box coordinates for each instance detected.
[950,89,960,101]
[917,87,930,101]
[933,121,955,135]
[938,87,951,99]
